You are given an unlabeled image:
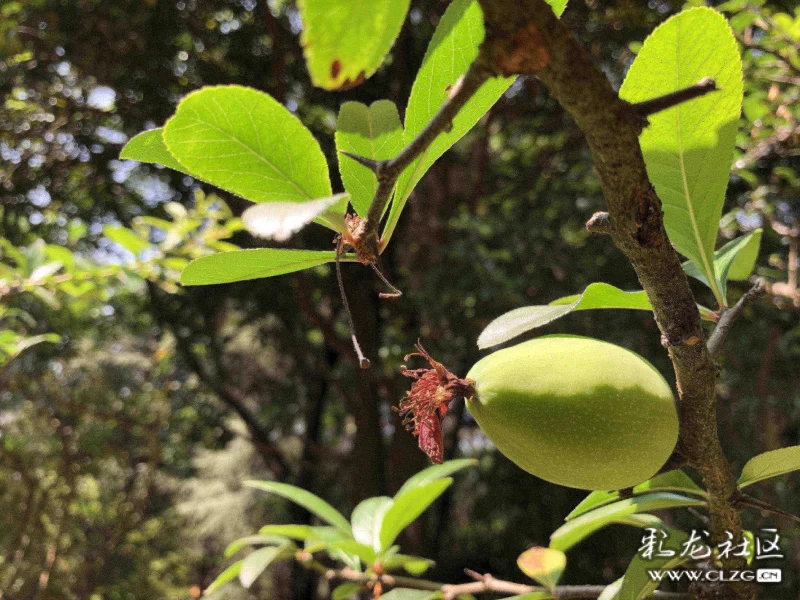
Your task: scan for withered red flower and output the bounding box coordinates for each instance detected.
[396,343,474,464]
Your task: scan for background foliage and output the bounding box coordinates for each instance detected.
[1,0,799,598]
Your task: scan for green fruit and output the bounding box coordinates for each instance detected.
[465,335,678,491]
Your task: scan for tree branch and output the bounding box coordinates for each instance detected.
[340,59,493,255]
[633,78,718,117]
[707,282,764,357]
[475,2,751,598]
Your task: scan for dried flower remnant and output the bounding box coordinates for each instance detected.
[396,343,475,464]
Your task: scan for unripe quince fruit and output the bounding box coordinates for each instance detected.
[465,335,678,491]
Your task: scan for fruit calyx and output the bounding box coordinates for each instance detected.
[396,343,474,464]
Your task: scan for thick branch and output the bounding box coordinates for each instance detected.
[476,2,750,598]
[340,60,492,254]
[707,282,764,357]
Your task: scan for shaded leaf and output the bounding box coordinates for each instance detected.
[382,554,436,576]
[684,229,762,301]
[727,228,762,280]
[517,547,566,591]
[332,583,363,600]
[120,128,190,174]
[549,493,705,552]
[326,539,378,565]
[396,459,477,496]
[566,470,705,520]
[180,249,344,286]
[336,100,404,217]
[619,7,743,304]
[205,560,242,594]
[244,480,352,535]
[616,530,691,600]
[299,0,410,90]
[163,86,333,215]
[379,479,452,550]
[738,445,800,488]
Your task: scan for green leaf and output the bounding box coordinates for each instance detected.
[103,225,151,256]
[396,458,477,496]
[242,194,348,240]
[726,228,762,281]
[244,480,352,535]
[332,583,363,600]
[379,589,440,600]
[566,470,705,520]
[120,128,190,175]
[180,249,343,286]
[684,230,762,301]
[382,554,436,576]
[257,524,323,540]
[351,496,393,551]
[326,539,378,565]
[616,530,691,600]
[224,534,293,558]
[478,283,653,349]
[383,0,515,244]
[619,7,743,306]
[205,560,243,594]
[598,578,623,600]
[497,593,551,600]
[298,0,410,90]
[379,479,452,550]
[517,547,566,591]
[738,445,800,488]
[336,100,404,218]
[163,86,333,212]
[238,543,294,589]
[549,493,705,552]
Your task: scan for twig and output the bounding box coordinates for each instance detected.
[733,492,800,524]
[335,240,371,369]
[707,283,765,357]
[340,59,493,253]
[633,78,718,117]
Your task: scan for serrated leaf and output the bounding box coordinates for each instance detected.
[379,479,452,550]
[244,480,352,535]
[379,589,440,600]
[103,225,151,256]
[738,445,800,488]
[180,249,342,286]
[120,128,190,175]
[396,459,477,496]
[615,530,691,600]
[517,547,566,591]
[163,86,335,231]
[238,543,294,588]
[383,0,515,245]
[299,0,410,90]
[336,100,404,217]
[566,470,705,520]
[205,560,243,594]
[351,496,393,551]
[242,194,348,241]
[619,7,743,305]
[549,493,705,552]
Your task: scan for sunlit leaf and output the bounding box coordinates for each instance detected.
[205,560,242,594]
[616,530,691,600]
[549,493,705,552]
[517,547,566,591]
[103,225,151,256]
[351,496,393,551]
[379,479,452,550]
[326,539,378,565]
[619,7,743,305]
[238,543,294,588]
[396,459,477,496]
[336,100,404,217]
[223,534,293,558]
[242,194,348,241]
[298,0,410,90]
[244,480,352,535]
[120,128,190,175]
[738,445,800,488]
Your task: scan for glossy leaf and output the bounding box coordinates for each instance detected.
[244,480,352,535]
[205,560,243,594]
[549,493,705,552]
[566,470,705,520]
[242,194,348,241]
[396,458,477,496]
[738,445,800,488]
[163,86,332,209]
[239,543,294,588]
[379,478,452,550]
[383,0,515,244]
[379,589,440,600]
[180,249,344,286]
[517,547,566,591]
[336,100,404,217]
[351,496,393,551]
[103,225,151,256]
[619,7,743,304]
[298,0,410,90]
[616,530,691,600]
[119,128,190,175]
